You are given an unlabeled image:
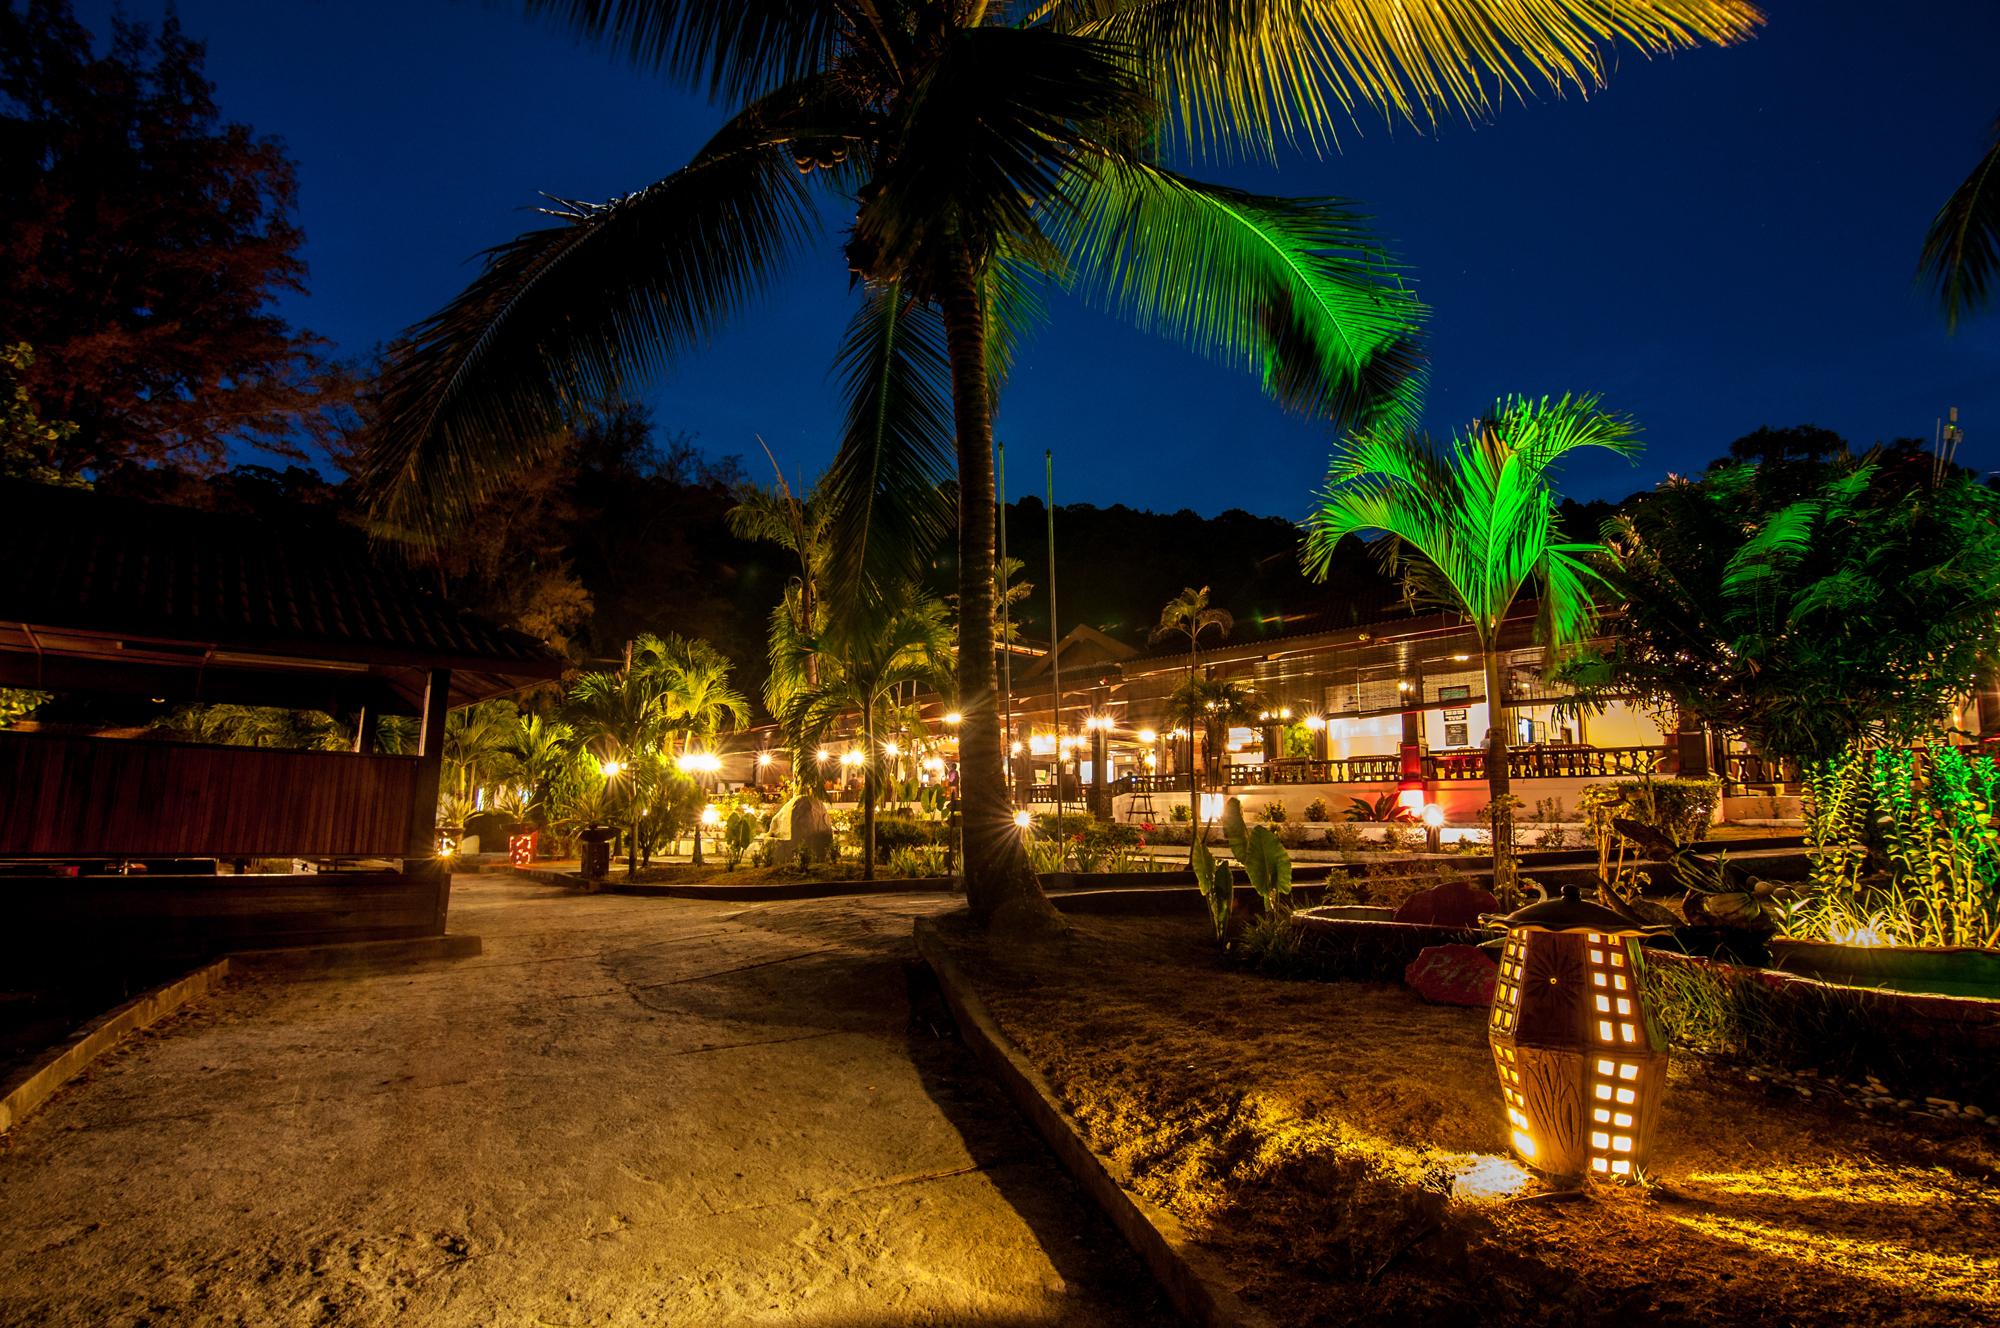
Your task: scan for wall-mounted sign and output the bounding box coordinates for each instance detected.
[1439,684,1471,702]
[1445,722,1469,748]
[1442,708,1468,723]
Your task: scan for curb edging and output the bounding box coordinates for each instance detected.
[912,917,1277,1328]
[0,957,229,1134]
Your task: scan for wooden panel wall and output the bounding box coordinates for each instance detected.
[0,731,419,857]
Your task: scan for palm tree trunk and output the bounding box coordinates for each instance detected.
[1482,642,1516,898]
[939,246,1059,931]
[862,703,877,880]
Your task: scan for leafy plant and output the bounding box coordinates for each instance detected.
[1324,821,1364,854]
[888,845,949,878]
[1303,797,1332,824]
[722,809,757,869]
[1222,796,1292,914]
[1261,801,1287,823]
[1169,802,1192,824]
[1345,792,1413,823]
[1191,837,1233,942]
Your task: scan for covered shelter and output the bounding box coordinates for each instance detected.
[0,482,564,963]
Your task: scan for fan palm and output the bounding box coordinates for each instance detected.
[361,0,1758,927]
[1919,115,2000,332]
[1304,394,1640,888]
[779,591,955,878]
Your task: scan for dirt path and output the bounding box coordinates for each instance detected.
[0,875,1159,1327]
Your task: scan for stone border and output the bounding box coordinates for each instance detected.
[913,918,1278,1328]
[0,957,229,1134]
[505,863,957,901]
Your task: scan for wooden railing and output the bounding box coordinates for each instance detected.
[1427,746,1668,782]
[0,731,420,858]
[1725,752,1800,789]
[1224,756,1404,786]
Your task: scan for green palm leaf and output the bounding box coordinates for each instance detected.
[820,281,957,611]
[1919,117,2000,333]
[1049,152,1426,430]
[362,88,824,542]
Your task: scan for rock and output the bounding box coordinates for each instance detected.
[1392,878,1499,928]
[766,795,833,868]
[1964,1105,1985,1119]
[1404,944,1499,1007]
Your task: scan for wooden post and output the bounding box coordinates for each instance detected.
[407,669,451,859]
[1675,711,1711,779]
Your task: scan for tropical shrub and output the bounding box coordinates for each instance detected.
[722,810,757,869]
[1169,802,1191,824]
[871,813,942,858]
[1222,796,1292,914]
[888,845,950,878]
[1191,838,1233,942]
[1261,801,1287,823]
[1324,821,1364,854]
[1345,791,1412,823]
[1303,797,1332,823]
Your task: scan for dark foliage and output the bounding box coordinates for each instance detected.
[0,0,350,475]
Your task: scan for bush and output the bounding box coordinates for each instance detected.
[1261,801,1287,823]
[1324,821,1364,853]
[1303,797,1332,823]
[1580,777,1722,851]
[1169,802,1191,823]
[887,845,949,878]
[871,813,943,857]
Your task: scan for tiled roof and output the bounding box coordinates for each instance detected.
[0,481,562,676]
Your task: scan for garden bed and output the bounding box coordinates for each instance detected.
[930,910,2000,1328]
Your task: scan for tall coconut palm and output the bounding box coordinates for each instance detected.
[1920,115,2000,332]
[360,0,1758,928]
[1304,394,1640,892]
[1153,586,1233,676]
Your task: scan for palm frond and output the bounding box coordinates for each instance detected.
[362,86,827,544]
[522,0,841,102]
[820,281,956,613]
[1919,118,2000,333]
[1046,0,1762,159]
[1050,152,1426,432]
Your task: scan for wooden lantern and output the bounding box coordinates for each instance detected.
[1488,886,1670,1180]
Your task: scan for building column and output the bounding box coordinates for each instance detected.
[1675,711,1712,779]
[406,668,451,860]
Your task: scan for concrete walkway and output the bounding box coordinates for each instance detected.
[0,875,1159,1327]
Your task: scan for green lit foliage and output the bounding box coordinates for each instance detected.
[1346,791,1414,823]
[722,808,758,869]
[1579,450,2000,765]
[1151,586,1233,672]
[1166,675,1260,785]
[1793,745,2000,950]
[1307,395,1641,889]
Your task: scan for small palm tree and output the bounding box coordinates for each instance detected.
[780,593,955,879]
[634,632,751,755]
[1153,586,1233,675]
[1305,394,1640,889]
[1919,114,2000,332]
[360,1,1757,928]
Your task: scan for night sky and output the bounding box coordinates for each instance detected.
[73,0,2000,517]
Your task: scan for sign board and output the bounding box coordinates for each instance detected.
[1445,722,1469,748]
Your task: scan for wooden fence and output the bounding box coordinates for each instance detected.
[0,731,419,858]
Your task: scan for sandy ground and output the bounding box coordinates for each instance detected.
[0,875,1160,1328]
[940,912,2000,1328]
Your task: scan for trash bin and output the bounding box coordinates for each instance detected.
[579,824,615,882]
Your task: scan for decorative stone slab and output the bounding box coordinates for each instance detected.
[1392,877,1499,928]
[1405,943,1500,1007]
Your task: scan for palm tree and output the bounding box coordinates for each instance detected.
[633,632,751,755]
[506,712,576,827]
[1304,394,1639,892]
[359,1,1758,928]
[567,664,674,875]
[780,592,955,879]
[1920,115,2000,332]
[1153,586,1233,674]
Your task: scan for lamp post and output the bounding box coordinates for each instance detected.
[676,751,722,865]
[1488,886,1671,1182]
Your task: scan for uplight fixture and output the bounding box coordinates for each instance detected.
[1489,886,1670,1181]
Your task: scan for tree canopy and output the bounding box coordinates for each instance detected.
[0,0,348,476]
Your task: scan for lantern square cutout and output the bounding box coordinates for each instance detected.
[1487,887,1669,1181]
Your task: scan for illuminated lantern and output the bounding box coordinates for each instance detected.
[1488,885,1670,1181]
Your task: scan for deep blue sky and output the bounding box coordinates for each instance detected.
[75,0,2000,517]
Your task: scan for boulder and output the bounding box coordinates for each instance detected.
[1391,877,1498,928]
[766,795,833,868]
[1405,943,1500,1007]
